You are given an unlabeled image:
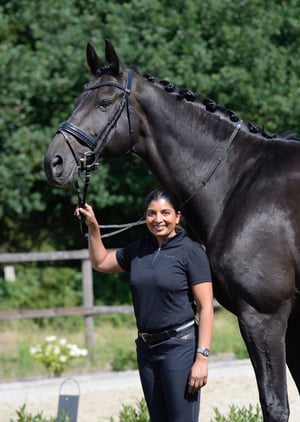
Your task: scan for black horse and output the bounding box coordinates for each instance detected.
[44,40,300,421]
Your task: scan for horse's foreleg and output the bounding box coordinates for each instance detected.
[286,310,300,392]
[238,307,289,422]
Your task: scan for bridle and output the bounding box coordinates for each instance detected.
[56,68,140,237]
[58,68,134,166]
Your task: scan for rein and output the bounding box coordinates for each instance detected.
[76,163,146,239]
[100,219,146,239]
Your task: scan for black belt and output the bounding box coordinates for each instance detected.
[138,320,194,345]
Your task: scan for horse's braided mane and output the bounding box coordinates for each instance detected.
[143,73,300,142]
[92,66,300,142]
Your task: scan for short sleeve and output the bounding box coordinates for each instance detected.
[186,243,212,284]
[116,247,131,272]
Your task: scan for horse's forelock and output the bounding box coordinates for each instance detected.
[95,65,118,78]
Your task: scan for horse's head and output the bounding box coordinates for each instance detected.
[44,40,137,187]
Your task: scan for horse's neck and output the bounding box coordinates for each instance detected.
[135,84,244,238]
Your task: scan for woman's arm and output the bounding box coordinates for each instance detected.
[188,282,214,393]
[75,203,124,273]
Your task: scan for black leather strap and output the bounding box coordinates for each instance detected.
[58,121,96,150]
[139,328,177,344]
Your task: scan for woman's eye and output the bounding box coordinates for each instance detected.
[97,99,112,109]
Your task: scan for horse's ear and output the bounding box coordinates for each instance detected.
[104,39,123,75]
[86,43,104,76]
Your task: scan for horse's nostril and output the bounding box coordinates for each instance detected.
[52,155,64,176]
[52,155,63,166]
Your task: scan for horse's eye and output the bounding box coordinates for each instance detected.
[97,99,112,109]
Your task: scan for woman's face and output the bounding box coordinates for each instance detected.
[145,198,181,244]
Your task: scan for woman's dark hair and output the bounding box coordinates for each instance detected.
[144,188,180,212]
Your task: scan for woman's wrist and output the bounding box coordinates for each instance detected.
[86,219,100,230]
[196,347,210,357]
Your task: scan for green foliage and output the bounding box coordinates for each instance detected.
[109,400,263,422]
[211,404,263,422]
[0,266,82,315]
[0,0,156,252]
[93,271,132,305]
[102,313,136,329]
[110,397,149,422]
[111,347,138,371]
[2,0,300,254]
[17,340,34,378]
[233,338,249,359]
[11,401,263,422]
[211,308,246,357]
[10,404,70,422]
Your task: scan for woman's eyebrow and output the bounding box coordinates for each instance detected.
[147,208,172,212]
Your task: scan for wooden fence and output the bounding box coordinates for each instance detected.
[0,250,220,360]
[0,250,133,359]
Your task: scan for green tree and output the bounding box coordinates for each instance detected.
[1,0,300,255]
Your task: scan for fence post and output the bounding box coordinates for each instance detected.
[81,258,94,360]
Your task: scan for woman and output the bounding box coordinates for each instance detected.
[75,188,213,422]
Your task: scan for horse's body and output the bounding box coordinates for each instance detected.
[44,40,300,421]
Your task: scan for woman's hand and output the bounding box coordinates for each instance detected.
[188,357,208,393]
[74,203,98,226]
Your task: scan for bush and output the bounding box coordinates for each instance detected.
[212,404,263,422]
[0,266,82,328]
[109,400,263,422]
[110,398,149,422]
[30,335,88,377]
[10,404,70,422]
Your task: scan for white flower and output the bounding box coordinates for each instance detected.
[31,336,88,377]
[30,346,39,354]
[53,346,60,355]
[67,344,81,357]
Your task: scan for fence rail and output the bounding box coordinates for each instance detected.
[0,305,134,320]
[0,249,90,263]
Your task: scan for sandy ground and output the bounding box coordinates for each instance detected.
[0,358,299,422]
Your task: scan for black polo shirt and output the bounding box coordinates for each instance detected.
[116,229,212,332]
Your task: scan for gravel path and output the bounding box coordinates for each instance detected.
[0,358,299,421]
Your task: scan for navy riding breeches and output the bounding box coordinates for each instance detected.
[136,324,200,422]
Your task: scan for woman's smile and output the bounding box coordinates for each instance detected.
[146,198,181,245]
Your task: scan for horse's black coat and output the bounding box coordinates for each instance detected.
[44,40,300,422]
